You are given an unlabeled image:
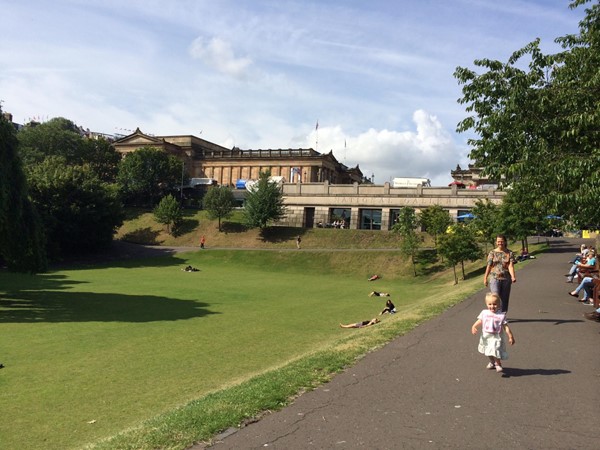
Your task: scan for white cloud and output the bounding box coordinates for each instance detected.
[189,37,253,78]
[306,110,463,186]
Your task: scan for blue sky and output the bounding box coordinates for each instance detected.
[0,0,586,185]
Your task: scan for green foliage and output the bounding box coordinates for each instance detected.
[243,171,286,229]
[0,110,47,272]
[392,207,421,276]
[419,205,452,247]
[469,199,500,248]
[455,0,600,227]
[117,147,183,206]
[438,225,482,284]
[17,118,122,182]
[203,185,235,231]
[497,185,547,251]
[27,157,123,257]
[17,117,82,165]
[153,194,183,234]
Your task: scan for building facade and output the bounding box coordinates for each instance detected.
[278,182,505,230]
[113,129,365,186]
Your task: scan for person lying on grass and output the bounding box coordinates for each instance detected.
[369,291,390,297]
[340,318,380,328]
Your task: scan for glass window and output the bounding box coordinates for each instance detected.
[329,208,350,228]
[389,209,400,230]
[360,209,382,230]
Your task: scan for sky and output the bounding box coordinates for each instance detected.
[0,0,588,186]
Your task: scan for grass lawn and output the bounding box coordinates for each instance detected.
[0,245,540,449]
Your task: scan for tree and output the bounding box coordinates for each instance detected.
[0,109,47,272]
[117,147,183,206]
[438,225,482,285]
[419,205,452,249]
[18,117,83,166]
[497,186,547,252]
[243,171,286,229]
[392,207,421,276]
[454,0,600,227]
[153,194,183,235]
[469,199,500,252]
[17,117,122,182]
[27,157,123,258]
[203,185,235,231]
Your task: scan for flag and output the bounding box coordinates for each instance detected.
[315,120,319,131]
[344,139,346,148]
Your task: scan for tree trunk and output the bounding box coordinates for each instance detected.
[452,264,458,285]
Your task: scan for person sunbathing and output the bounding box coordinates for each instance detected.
[340,318,380,328]
[369,291,390,297]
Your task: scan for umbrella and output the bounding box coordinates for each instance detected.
[457,213,475,220]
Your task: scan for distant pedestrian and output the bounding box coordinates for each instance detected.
[471,292,515,373]
[296,235,301,249]
[483,234,516,313]
[200,235,206,249]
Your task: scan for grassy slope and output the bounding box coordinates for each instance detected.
[116,208,424,250]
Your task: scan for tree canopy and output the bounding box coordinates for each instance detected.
[0,109,47,272]
[28,157,123,257]
[419,205,452,248]
[455,0,600,227]
[243,171,286,229]
[203,185,235,231]
[117,147,183,206]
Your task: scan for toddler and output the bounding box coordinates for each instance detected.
[471,292,515,372]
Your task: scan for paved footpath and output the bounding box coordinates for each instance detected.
[201,238,599,449]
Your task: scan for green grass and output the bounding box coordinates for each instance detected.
[116,208,419,250]
[0,243,544,449]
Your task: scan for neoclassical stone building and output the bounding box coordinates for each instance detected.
[113,129,365,186]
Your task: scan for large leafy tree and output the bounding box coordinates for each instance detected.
[243,171,286,229]
[28,157,123,257]
[0,109,47,272]
[18,117,83,165]
[497,186,547,252]
[455,0,600,227]
[203,185,235,231]
[117,147,183,206]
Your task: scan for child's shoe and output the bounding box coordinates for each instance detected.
[486,362,495,369]
[495,365,503,373]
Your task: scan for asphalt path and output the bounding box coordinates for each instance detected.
[199,238,599,449]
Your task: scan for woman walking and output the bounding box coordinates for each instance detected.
[483,235,516,313]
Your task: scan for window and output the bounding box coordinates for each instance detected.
[360,209,382,230]
[329,208,350,228]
